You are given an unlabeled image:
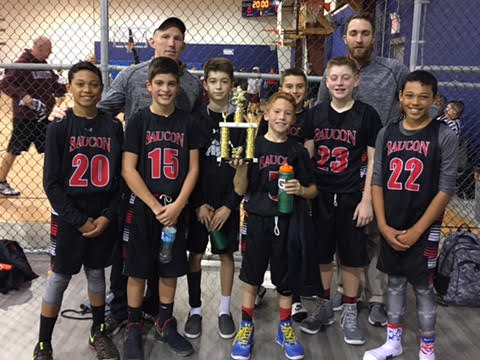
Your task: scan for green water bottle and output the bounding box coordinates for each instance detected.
[209,210,228,251]
[278,162,295,214]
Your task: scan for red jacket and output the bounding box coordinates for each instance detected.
[0,49,66,119]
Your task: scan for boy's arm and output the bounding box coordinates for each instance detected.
[157,149,200,226]
[372,185,409,251]
[284,180,318,199]
[353,146,375,227]
[121,151,164,217]
[232,160,249,196]
[396,191,451,248]
[43,121,91,230]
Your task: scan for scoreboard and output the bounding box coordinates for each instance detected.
[242,0,280,17]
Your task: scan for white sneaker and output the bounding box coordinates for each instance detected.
[291,302,308,322]
[363,343,403,360]
[0,181,20,196]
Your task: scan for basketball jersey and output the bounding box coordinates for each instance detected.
[303,101,381,193]
[195,108,244,208]
[44,109,123,197]
[381,120,441,229]
[244,136,314,216]
[123,107,199,198]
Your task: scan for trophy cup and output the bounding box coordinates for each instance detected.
[218,86,257,163]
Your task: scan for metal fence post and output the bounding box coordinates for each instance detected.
[100,0,110,90]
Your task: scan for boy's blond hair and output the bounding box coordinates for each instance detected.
[326,56,358,76]
[265,91,296,111]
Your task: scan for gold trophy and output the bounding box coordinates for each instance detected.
[218,86,257,162]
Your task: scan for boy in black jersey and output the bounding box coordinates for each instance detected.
[121,57,199,359]
[257,68,309,144]
[251,68,310,318]
[185,58,241,339]
[301,57,382,345]
[363,71,457,360]
[231,92,318,360]
[33,61,122,360]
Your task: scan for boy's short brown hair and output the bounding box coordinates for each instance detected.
[280,68,307,87]
[148,56,180,82]
[266,91,296,111]
[326,56,358,76]
[203,57,234,81]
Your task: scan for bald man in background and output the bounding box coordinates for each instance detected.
[0,36,66,196]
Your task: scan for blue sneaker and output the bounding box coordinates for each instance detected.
[231,320,254,360]
[276,320,304,359]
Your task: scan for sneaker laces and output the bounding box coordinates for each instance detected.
[232,324,253,346]
[342,306,359,329]
[92,324,117,355]
[307,299,326,321]
[280,323,298,345]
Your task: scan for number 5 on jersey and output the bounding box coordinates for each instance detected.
[148,148,179,180]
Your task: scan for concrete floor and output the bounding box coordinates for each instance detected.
[1,254,480,360]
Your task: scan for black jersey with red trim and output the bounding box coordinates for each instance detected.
[303,100,381,193]
[381,119,441,229]
[123,107,200,198]
[192,107,244,209]
[257,110,306,144]
[244,135,314,216]
[43,109,123,228]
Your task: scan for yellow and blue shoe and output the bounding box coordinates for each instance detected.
[276,320,304,359]
[231,320,254,360]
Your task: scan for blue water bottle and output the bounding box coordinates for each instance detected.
[159,226,176,264]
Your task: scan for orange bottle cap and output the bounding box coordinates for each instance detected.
[279,162,294,173]
[209,210,215,218]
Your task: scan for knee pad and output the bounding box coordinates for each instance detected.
[414,284,436,334]
[276,287,292,297]
[84,267,106,296]
[43,272,71,307]
[387,275,407,324]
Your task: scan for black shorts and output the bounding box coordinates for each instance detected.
[7,117,48,155]
[187,208,239,255]
[312,191,369,268]
[123,195,188,279]
[239,213,290,292]
[50,213,117,275]
[377,221,441,287]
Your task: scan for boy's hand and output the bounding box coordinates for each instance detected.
[210,206,231,232]
[379,224,409,251]
[48,104,68,121]
[78,217,95,235]
[196,204,213,229]
[157,201,183,226]
[229,158,247,170]
[396,227,423,248]
[284,179,303,196]
[82,216,111,238]
[353,199,374,227]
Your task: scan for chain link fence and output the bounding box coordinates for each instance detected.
[1,0,480,358]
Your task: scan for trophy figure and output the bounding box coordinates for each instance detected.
[218,86,257,162]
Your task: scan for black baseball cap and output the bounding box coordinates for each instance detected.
[156,17,186,35]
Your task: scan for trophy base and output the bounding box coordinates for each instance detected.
[217,157,258,163]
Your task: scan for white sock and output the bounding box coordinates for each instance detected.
[363,324,403,360]
[219,295,231,316]
[190,306,202,317]
[419,336,435,360]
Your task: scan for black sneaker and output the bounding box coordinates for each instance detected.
[123,322,144,360]
[0,181,20,196]
[218,313,236,339]
[105,314,128,335]
[32,342,53,360]
[184,313,202,339]
[156,317,194,357]
[89,323,120,360]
